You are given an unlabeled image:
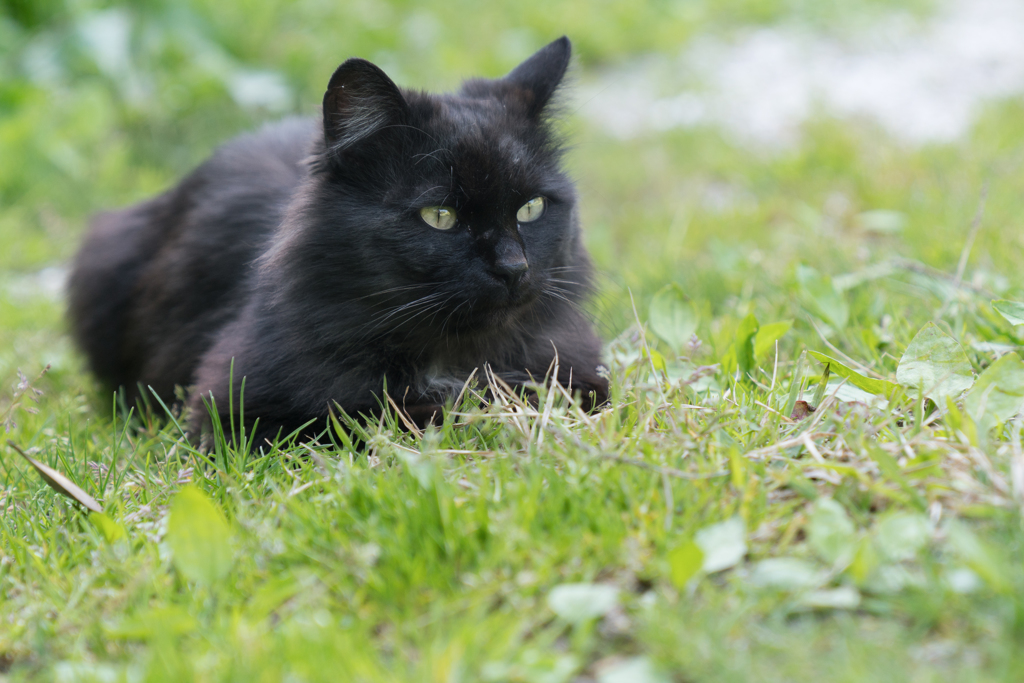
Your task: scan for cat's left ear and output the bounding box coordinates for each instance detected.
[502,36,571,118]
[322,58,410,151]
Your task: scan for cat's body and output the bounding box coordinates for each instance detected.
[68,37,607,443]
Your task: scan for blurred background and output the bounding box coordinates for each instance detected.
[3,0,1024,393]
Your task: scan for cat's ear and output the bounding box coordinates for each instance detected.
[502,36,571,118]
[322,58,409,151]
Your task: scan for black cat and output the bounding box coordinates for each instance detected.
[68,36,608,444]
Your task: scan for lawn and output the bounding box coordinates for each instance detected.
[4,0,1024,681]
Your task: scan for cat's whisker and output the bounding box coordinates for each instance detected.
[373,291,459,334]
[412,150,449,167]
[376,296,443,325]
[544,283,582,299]
[541,289,575,307]
[355,293,446,340]
[354,278,458,314]
[545,265,589,273]
[374,292,443,318]
[377,123,447,149]
[540,286,589,317]
[348,279,468,344]
[426,293,460,328]
[439,299,470,345]
[403,296,453,330]
[411,185,447,204]
[397,294,462,350]
[347,282,434,303]
[327,289,447,356]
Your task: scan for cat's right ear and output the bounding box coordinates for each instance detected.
[501,36,572,118]
[322,59,409,152]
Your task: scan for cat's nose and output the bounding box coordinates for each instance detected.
[493,256,529,288]
[492,237,530,288]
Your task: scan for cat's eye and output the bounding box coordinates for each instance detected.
[420,206,457,230]
[517,197,546,223]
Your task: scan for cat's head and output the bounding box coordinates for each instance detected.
[285,38,591,344]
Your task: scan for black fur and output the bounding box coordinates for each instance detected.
[68,37,608,443]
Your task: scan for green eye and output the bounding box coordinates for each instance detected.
[517,196,546,223]
[420,206,457,230]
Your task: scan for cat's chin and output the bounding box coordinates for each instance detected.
[506,284,542,307]
[472,287,543,327]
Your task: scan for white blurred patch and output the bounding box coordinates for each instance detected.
[580,0,1024,147]
[21,36,64,85]
[77,9,132,78]
[4,266,68,303]
[70,8,293,113]
[227,70,293,112]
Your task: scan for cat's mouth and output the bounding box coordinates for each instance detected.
[461,279,542,328]
[495,275,542,308]
[505,285,541,309]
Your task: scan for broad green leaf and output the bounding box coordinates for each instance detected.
[695,517,747,573]
[648,284,699,350]
[992,299,1024,326]
[597,657,670,683]
[719,346,737,376]
[647,348,668,373]
[946,522,1012,594]
[90,512,126,543]
[668,540,704,588]
[166,486,234,585]
[547,583,619,623]
[808,351,899,398]
[748,558,822,590]
[963,352,1024,432]
[806,498,856,564]
[754,320,793,360]
[247,577,303,620]
[818,381,889,405]
[797,265,849,329]
[865,564,923,594]
[873,513,930,561]
[848,536,880,585]
[735,313,759,376]
[896,323,974,402]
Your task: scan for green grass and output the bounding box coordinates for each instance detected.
[5,0,1024,681]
